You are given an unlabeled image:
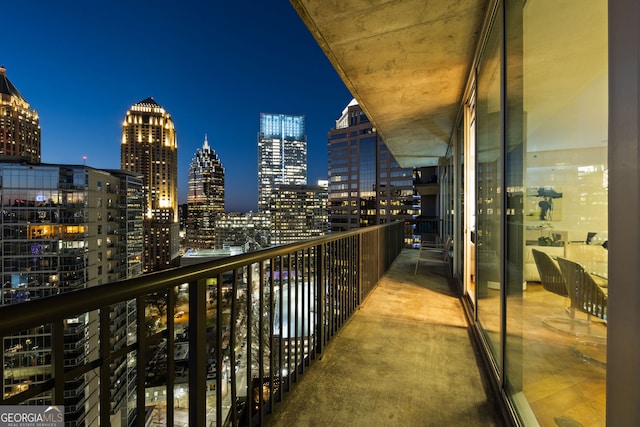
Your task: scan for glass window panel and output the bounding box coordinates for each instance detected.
[506,1,608,425]
[476,4,503,368]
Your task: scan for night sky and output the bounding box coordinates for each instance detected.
[3,1,352,212]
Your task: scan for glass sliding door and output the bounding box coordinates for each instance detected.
[506,0,608,425]
[465,92,477,306]
[476,2,503,367]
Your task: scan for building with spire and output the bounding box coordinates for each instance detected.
[121,97,179,272]
[186,135,225,249]
[0,66,40,163]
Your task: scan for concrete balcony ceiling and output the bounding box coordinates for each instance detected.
[291,0,488,168]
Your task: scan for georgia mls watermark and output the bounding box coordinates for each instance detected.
[0,406,64,427]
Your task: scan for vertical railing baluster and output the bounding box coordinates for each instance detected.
[343,238,348,321]
[229,268,238,426]
[305,247,312,365]
[338,239,343,325]
[294,251,300,380]
[327,242,332,339]
[52,320,65,406]
[336,241,339,328]
[359,232,364,305]
[286,252,292,391]
[189,279,206,426]
[100,307,111,426]
[216,273,223,427]
[278,255,285,397]
[351,235,356,307]
[316,243,325,354]
[311,246,315,358]
[246,263,253,426]
[350,237,354,313]
[268,257,275,415]
[167,288,176,427]
[300,249,306,373]
[136,295,147,425]
[257,260,266,425]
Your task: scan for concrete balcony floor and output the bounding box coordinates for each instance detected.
[266,249,505,426]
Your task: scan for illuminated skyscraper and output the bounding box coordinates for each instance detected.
[328,99,419,232]
[186,135,225,249]
[0,66,40,162]
[258,113,307,213]
[121,97,179,272]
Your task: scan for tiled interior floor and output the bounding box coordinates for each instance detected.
[478,282,606,427]
[521,282,606,427]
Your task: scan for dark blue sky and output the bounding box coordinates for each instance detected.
[3,1,352,212]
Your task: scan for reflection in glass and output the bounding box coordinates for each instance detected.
[508,1,608,425]
[476,5,503,368]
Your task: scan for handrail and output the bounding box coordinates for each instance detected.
[0,221,404,426]
[1,223,396,334]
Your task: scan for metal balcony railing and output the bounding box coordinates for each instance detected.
[0,221,404,426]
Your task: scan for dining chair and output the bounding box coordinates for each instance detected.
[556,256,608,363]
[556,257,608,322]
[531,249,580,333]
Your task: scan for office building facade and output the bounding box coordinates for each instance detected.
[121,97,179,272]
[0,66,40,163]
[186,135,225,249]
[213,211,271,250]
[0,161,143,426]
[328,99,419,237]
[257,113,307,214]
[270,182,328,245]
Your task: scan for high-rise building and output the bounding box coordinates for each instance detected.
[0,160,143,426]
[213,211,271,251]
[186,135,225,249]
[328,99,419,235]
[121,97,179,272]
[0,66,40,163]
[270,181,328,245]
[258,113,307,214]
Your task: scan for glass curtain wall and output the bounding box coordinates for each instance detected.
[472,1,608,425]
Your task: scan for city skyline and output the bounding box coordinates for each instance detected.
[2,1,352,212]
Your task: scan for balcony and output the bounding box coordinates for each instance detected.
[0,222,502,425]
